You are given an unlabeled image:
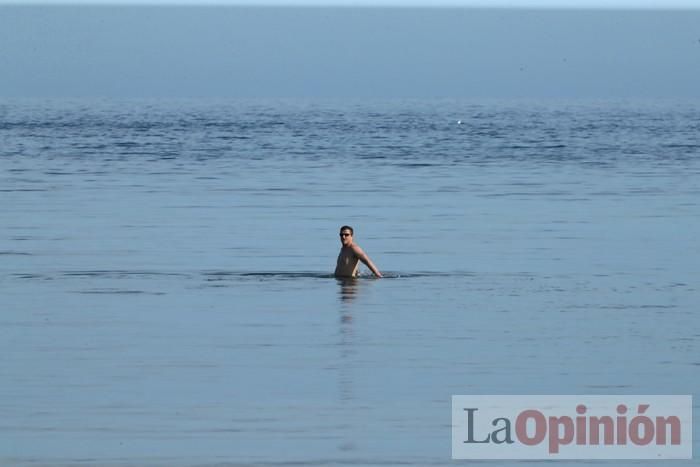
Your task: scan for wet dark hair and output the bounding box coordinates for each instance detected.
[339,225,354,235]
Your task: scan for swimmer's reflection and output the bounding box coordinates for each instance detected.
[336,277,357,452]
[336,277,360,304]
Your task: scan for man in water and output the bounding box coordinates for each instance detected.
[334,225,382,278]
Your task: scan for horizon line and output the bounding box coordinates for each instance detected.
[1,1,700,10]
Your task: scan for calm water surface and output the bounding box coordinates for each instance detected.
[1,99,699,466]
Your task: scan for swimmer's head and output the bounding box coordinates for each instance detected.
[339,225,354,245]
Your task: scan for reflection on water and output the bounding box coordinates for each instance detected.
[337,278,357,453]
[337,277,360,304]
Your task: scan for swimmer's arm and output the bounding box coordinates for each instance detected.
[352,245,382,278]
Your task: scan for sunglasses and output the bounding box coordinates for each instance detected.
[340,233,352,237]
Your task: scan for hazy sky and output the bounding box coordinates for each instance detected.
[2,1,700,7]
[1,4,699,98]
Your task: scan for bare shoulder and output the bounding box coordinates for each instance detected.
[350,243,366,256]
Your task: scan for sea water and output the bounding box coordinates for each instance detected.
[1,98,699,466]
